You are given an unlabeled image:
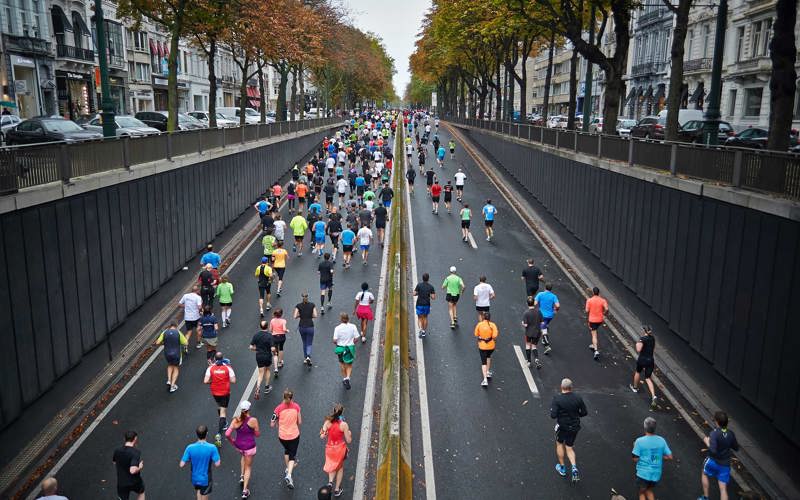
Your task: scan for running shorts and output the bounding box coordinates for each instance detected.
[461,220,471,228]
[274,268,286,280]
[456,184,464,191]
[407,178,414,185]
[356,304,374,321]
[184,320,198,331]
[279,437,300,461]
[194,483,212,495]
[272,334,286,351]
[375,220,386,229]
[330,235,340,246]
[525,285,539,297]
[326,196,334,204]
[479,349,494,365]
[343,244,353,253]
[117,482,145,498]
[294,235,304,243]
[432,195,440,202]
[415,305,431,316]
[589,321,603,331]
[213,394,230,409]
[383,200,391,208]
[165,353,182,367]
[636,359,655,379]
[555,426,579,447]
[204,336,218,347]
[360,244,370,252]
[259,285,271,298]
[475,305,490,313]
[298,197,306,204]
[540,317,554,329]
[219,302,232,307]
[444,192,452,202]
[485,220,494,227]
[636,476,658,489]
[256,354,272,368]
[525,331,541,344]
[320,280,333,290]
[702,458,731,484]
[446,294,460,303]
[315,235,325,245]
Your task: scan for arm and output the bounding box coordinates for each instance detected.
[250,417,261,437]
[342,422,353,444]
[578,398,588,418]
[635,341,643,354]
[554,301,560,313]
[313,307,318,318]
[203,368,211,384]
[293,307,300,320]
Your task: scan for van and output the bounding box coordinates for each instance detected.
[657,109,704,127]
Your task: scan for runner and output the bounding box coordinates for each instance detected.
[534,284,560,355]
[448,139,456,160]
[198,264,217,309]
[442,266,465,329]
[405,165,416,195]
[373,202,388,246]
[215,276,234,328]
[340,224,356,269]
[34,478,66,500]
[320,404,353,498]
[440,180,453,213]
[286,181,297,213]
[294,292,318,366]
[521,258,544,300]
[260,207,274,234]
[473,275,495,321]
[354,172,366,204]
[112,430,145,500]
[271,241,288,297]
[254,196,270,218]
[585,287,609,361]
[155,322,187,393]
[482,199,497,241]
[379,181,394,208]
[521,297,543,369]
[269,308,289,376]
[323,179,336,213]
[356,224,373,266]
[550,378,588,482]
[254,257,273,317]
[418,148,427,175]
[474,312,499,387]
[200,244,221,270]
[629,325,659,409]
[296,181,309,214]
[413,273,436,338]
[312,217,327,258]
[353,282,375,343]
[273,213,287,246]
[436,144,446,168]
[425,166,436,195]
[199,306,219,364]
[698,411,740,500]
[430,178,442,214]
[632,417,673,500]
[179,425,221,500]
[459,203,472,242]
[333,313,359,389]
[318,253,335,312]
[327,210,342,263]
[271,389,302,489]
[204,352,236,447]
[225,401,260,499]
[179,285,203,350]
[336,177,348,208]
[249,320,273,399]
[454,168,467,202]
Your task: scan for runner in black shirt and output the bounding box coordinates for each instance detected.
[629,325,658,409]
[425,168,436,194]
[324,180,336,212]
[374,205,388,245]
[261,211,274,233]
[521,297,543,369]
[521,258,544,299]
[112,431,145,500]
[443,181,454,213]
[550,378,588,482]
[413,273,436,337]
[327,212,343,263]
[406,167,416,195]
[358,207,373,229]
[249,320,273,397]
[318,253,334,313]
[293,293,318,366]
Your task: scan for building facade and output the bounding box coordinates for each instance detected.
[626,6,673,119]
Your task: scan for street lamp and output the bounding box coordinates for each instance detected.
[702,0,727,145]
[92,0,116,138]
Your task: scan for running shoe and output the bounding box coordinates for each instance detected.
[650,397,658,410]
[343,379,351,390]
[196,341,204,349]
[593,351,600,361]
[555,464,566,476]
[571,467,580,482]
[285,474,294,489]
[486,371,493,379]
[628,384,639,393]
[544,346,552,355]
[259,311,264,318]
[274,368,279,377]
[361,335,367,343]
[535,359,542,369]
[327,303,333,310]
[305,356,311,365]
[526,360,531,367]
[481,378,488,387]
[266,303,272,310]
[334,488,344,497]
[292,244,296,252]
[298,252,303,256]
[588,344,595,350]
[214,433,222,448]
[419,330,426,338]
[321,308,325,315]
[450,321,455,329]
[264,384,272,394]
[486,236,490,241]
[170,384,178,393]
[241,489,250,498]
[166,379,171,386]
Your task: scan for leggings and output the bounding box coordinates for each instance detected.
[299,326,314,358]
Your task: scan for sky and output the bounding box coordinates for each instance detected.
[341,0,431,99]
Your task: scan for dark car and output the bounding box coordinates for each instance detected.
[4,116,103,145]
[134,111,205,131]
[677,120,735,143]
[724,127,771,149]
[629,116,666,140]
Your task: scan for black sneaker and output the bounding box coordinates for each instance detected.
[334,488,344,497]
[343,379,351,390]
[264,384,272,394]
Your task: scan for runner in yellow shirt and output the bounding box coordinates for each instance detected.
[271,241,289,296]
[289,214,309,256]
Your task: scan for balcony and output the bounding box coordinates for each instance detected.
[108,54,126,69]
[56,44,95,62]
[727,55,771,78]
[637,8,668,26]
[684,58,712,73]
[2,34,51,56]
[631,61,667,77]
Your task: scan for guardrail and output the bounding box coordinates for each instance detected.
[446,116,800,201]
[0,117,341,196]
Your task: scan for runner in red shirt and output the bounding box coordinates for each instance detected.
[585,287,609,361]
[204,351,237,446]
[430,179,442,214]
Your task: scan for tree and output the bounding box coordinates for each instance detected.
[768,0,797,151]
[222,0,268,125]
[662,0,693,140]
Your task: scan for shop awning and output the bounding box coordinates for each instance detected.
[149,39,157,56]
[51,5,73,33]
[72,12,91,36]
[624,87,636,106]
[636,86,644,97]
[654,84,665,100]
[0,101,17,108]
[247,86,260,98]
[249,99,261,108]
[689,81,704,103]
[158,41,165,58]
[644,85,654,99]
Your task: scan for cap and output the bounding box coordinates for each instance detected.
[261,256,268,263]
[239,401,251,412]
[449,266,457,273]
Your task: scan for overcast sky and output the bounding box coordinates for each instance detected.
[341,0,431,99]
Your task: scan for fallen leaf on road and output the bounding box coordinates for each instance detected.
[522,400,529,406]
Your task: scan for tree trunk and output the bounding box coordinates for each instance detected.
[495,62,503,120]
[768,0,797,151]
[258,63,266,123]
[543,30,555,122]
[664,0,692,140]
[276,64,289,121]
[299,63,305,120]
[478,84,487,119]
[207,38,218,128]
[520,53,528,119]
[167,22,183,132]
[567,50,579,129]
[507,63,516,120]
[238,59,249,126]
[290,66,298,121]
[459,78,466,118]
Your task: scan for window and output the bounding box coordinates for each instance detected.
[136,62,149,81]
[744,87,763,117]
[702,25,710,58]
[20,11,27,36]
[761,19,772,56]
[6,8,14,34]
[735,26,745,62]
[128,61,136,77]
[751,22,762,59]
[728,89,737,116]
[130,30,147,51]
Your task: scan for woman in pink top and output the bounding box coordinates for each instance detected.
[320,403,352,497]
[225,401,260,498]
[269,308,289,374]
[271,389,301,489]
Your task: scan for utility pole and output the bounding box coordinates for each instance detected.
[93,0,116,138]
[582,5,595,132]
[703,0,727,145]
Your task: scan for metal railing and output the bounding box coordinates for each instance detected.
[56,43,95,61]
[446,116,800,200]
[0,117,340,195]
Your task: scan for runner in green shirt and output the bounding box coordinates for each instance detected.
[441,266,465,329]
[289,214,309,256]
[448,140,456,160]
[215,276,235,327]
[363,190,376,203]
[459,203,472,242]
[262,230,276,258]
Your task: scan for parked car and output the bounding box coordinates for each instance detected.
[548,115,568,129]
[676,120,735,143]
[216,106,270,125]
[657,108,704,127]
[134,111,205,131]
[629,116,666,140]
[187,111,238,128]
[5,116,103,145]
[0,114,22,143]
[81,115,161,137]
[616,118,637,137]
[588,117,603,133]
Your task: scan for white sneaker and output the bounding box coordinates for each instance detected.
[486,371,493,379]
[170,384,178,393]
[481,378,488,387]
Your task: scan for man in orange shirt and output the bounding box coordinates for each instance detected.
[474,312,499,387]
[585,287,609,361]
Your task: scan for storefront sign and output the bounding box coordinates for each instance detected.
[10,56,34,67]
[66,72,85,80]
[14,80,27,94]
[153,77,168,86]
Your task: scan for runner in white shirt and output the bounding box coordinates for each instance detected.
[353,283,376,343]
[454,169,467,202]
[405,143,414,159]
[326,155,336,174]
[472,276,496,321]
[336,177,349,207]
[373,150,382,162]
[333,313,360,389]
[337,149,346,165]
[356,225,373,265]
[273,214,287,243]
[179,286,204,349]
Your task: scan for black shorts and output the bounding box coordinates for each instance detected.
[589,321,603,331]
[376,221,386,229]
[636,359,654,379]
[343,244,353,253]
[272,334,286,351]
[426,179,434,186]
[525,332,541,344]
[456,184,464,191]
[213,394,230,409]
[475,305,490,313]
[298,197,306,204]
[525,285,539,297]
[444,192,452,202]
[194,482,212,495]
[555,427,579,447]
[117,481,145,498]
[446,294,460,303]
[279,437,300,461]
[259,284,271,298]
[407,179,414,185]
[220,302,232,307]
[432,195,440,202]
[357,186,365,195]
[461,220,471,228]
[636,476,659,489]
[184,320,198,331]
[275,268,286,280]
[294,235,304,243]
[326,196,334,204]
[484,220,494,227]
[479,349,494,365]
[256,354,272,368]
[330,235,340,246]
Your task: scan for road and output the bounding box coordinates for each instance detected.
[406,123,734,499]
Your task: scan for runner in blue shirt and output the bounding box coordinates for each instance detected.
[340,224,356,269]
[308,202,323,216]
[534,283,560,354]
[354,175,366,202]
[180,425,221,497]
[200,244,221,269]
[254,196,270,216]
[481,199,497,242]
[436,146,446,168]
[313,219,326,257]
[632,417,673,499]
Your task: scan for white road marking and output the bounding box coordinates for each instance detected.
[352,134,397,500]
[467,232,478,249]
[233,368,260,419]
[513,345,540,398]
[405,144,437,500]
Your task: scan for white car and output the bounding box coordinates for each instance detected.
[188,111,238,128]
[547,115,568,129]
[217,106,272,125]
[616,119,638,137]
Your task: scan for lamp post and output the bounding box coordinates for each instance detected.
[582,5,596,132]
[702,0,727,145]
[93,0,115,138]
